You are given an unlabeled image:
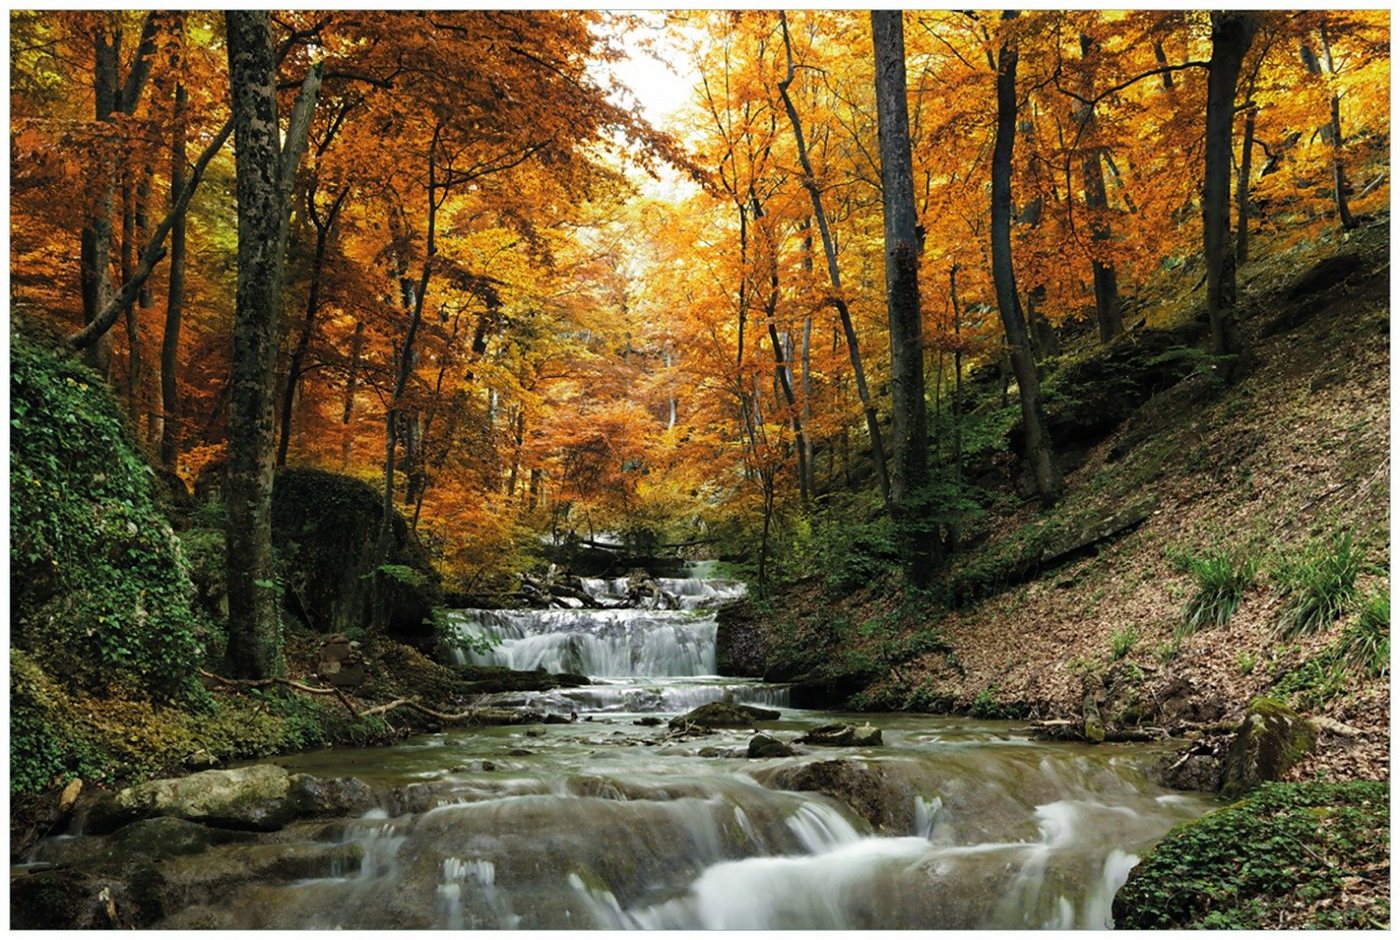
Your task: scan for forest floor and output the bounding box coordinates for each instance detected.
[781,212,1390,783]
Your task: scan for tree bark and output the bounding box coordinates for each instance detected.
[778,12,890,504]
[1237,103,1256,263]
[872,10,938,583]
[80,24,120,375]
[224,11,322,679]
[1204,12,1257,381]
[340,320,365,469]
[992,19,1062,507]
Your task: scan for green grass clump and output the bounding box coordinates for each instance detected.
[1272,533,1360,639]
[1110,626,1138,660]
[1339,590,1389,678]
[1113,781,1389,929]
[1167,544,1257,638]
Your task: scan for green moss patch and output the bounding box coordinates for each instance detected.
[1113,781,1389,929]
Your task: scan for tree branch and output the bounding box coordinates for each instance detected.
[68,117,235,351]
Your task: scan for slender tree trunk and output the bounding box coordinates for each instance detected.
[1311,26,1358,229]
[1078,33,1123,343]
[758,213,810,506]
[778,12,890,504]
[160,82,188,468]
[1204,12,1257,381]
[340,320,365,469]
[81,25,120,375]
[277,186,347,467]
[872,10,937,583]
[224,11,321,678]
[1154,40,1175,90]
[799,221,816,500]
[992,18,1062,507]
[1237,103,1256,263]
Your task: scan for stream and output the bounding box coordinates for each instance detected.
[32,574,1216,929]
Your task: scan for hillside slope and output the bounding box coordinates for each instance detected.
[734,217,1389,783]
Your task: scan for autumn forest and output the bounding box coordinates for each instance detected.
[9,9,1391,930]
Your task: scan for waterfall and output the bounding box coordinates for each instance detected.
[447,575,745,677]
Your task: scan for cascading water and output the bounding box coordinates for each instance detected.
[28,568,1219,929]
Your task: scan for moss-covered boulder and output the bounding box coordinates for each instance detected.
[1113,781,1389,929]
[1219,697,1318,799]
[269,469,443,642]
[87,764,382,834]
[10,323,205,700]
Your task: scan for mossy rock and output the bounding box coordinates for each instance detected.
[267,469,443,641]
[1219,697,1318,799]
[1113,781,1389,929]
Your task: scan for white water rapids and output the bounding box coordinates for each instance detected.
[33,572,1215,929]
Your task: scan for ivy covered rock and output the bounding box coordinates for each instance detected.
[1219,697,1318,799]
[1113,782,1389,929]
[10,324,205,700]
[268,469,443,642]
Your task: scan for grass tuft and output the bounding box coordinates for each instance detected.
[1272,532,1360,639]
[1167,544,1257,638]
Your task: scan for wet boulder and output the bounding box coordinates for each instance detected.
[11,867,152,929]
[289,773,379,819]
[87,764,299,834]
[669,702,780,730]
[747,733,797,759]
[795,723,882,747]
[1219,698,1318,799]
[754,759,896,830]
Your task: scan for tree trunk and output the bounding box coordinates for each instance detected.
[1237,104,1256,263]
[159,79,187,469]
[1204,12,1258,381]
[224,11,321,678]
[778,12,890,504]
[872,10,938,583]
[1314,25,1358,229]
[1079,33,1124,343]
[277,186,347,467]
[992,19,1062,507]
[80,24,120,375]
[340,320,365,469]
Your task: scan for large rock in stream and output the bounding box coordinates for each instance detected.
[85,764,378,834]
[754,759,906,831]
[669,702,780,730]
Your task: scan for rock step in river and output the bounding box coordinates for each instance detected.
[23,573,1215,929]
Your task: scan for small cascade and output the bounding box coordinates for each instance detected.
[447,573,744,677]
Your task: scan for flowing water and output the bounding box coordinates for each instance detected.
[43,574,1217,929]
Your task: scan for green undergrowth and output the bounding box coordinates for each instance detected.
[10,321,207,701]
[10,648,393,796]
[1113,781,1389,929]
[1166,542,1257,638]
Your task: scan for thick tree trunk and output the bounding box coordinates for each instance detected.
[778,12,890,504]
[224,11,321,678]
[992,22,1062,507]
[160,83,188,468]
[872,10,938,583]
[1204,12,1258,381]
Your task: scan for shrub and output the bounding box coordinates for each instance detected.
[1272,532,1360,639]
[1169,544,1257,637]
